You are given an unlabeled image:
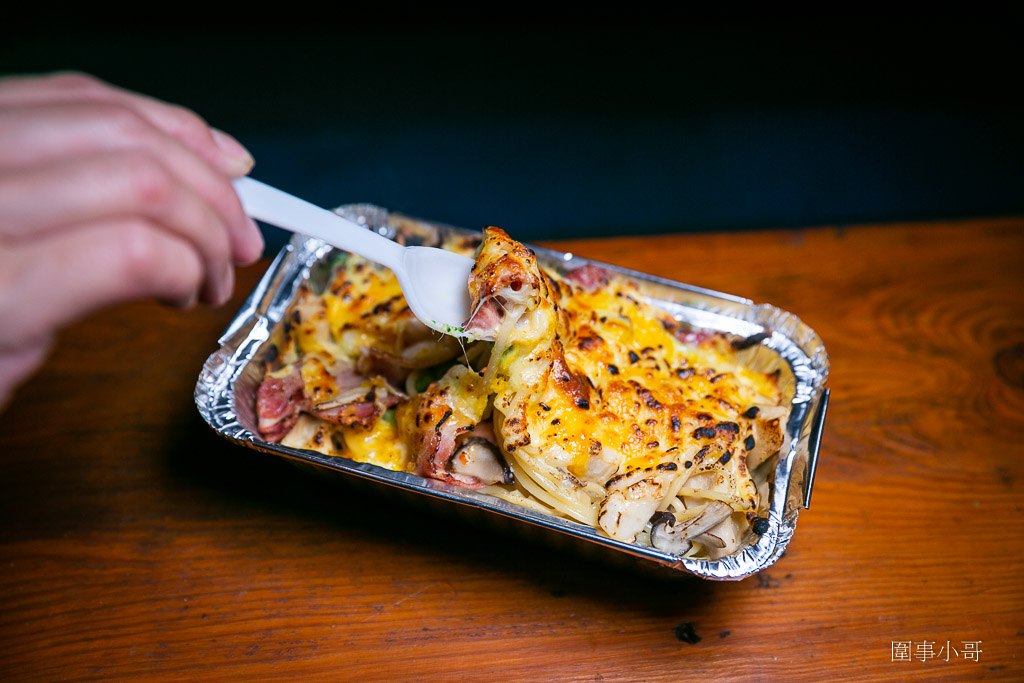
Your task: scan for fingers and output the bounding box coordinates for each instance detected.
[0,338,54,412]
[0,152,236,304]
[0,71,255,178]
[0,72,267,406]
[0,217,208,353]
[0,102,264,266]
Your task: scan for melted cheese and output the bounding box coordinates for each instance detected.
[261,228,788,560]
[340,417,409,472]
[323,255,411,358]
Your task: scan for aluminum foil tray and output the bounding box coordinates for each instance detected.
[196,204,830,580]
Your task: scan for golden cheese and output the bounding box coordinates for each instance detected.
[339,415,408,472]
[257,227,789,560]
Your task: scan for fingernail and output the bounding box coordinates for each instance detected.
[175,289,199,310]
[218,262,235,306]
[211,128,255,175]
[241,218,265,264]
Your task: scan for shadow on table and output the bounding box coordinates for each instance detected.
[163,406,728,620]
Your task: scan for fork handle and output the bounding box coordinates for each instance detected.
[232,177,404,270]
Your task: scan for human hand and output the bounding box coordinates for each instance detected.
[0,71,265,407]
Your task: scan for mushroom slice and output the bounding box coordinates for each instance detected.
[599,464,680,543]
[692,532,726,549]
[448,437,514,487]
[649,501,734,555]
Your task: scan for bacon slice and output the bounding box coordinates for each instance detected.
[400,365,507,489]
[311,382,403,430]
[565,263,612,292]
[464,297,503,339]
[257,356,405,439]
[256,370,307,443]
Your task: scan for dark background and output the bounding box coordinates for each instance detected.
[4,9,1022,248]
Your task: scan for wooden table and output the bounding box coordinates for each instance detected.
[1,217,1021,681]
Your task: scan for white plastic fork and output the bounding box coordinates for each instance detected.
[233,176,477,339]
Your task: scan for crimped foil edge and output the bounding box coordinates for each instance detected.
[195,205,830,580]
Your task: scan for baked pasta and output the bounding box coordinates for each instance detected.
[256,226,790,559]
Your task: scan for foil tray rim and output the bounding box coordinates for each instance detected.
[195,205,830,581]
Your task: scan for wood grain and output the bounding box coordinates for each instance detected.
[1,217,1022,681]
